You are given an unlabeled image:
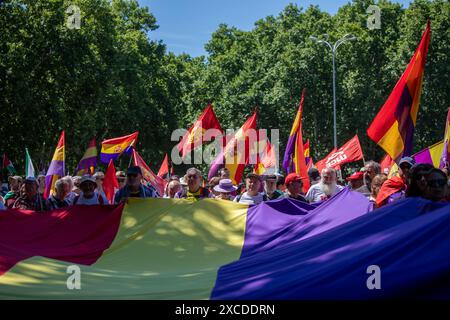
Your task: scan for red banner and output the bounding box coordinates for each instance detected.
[316,135,363,172]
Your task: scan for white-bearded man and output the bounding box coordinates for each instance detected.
[305,167,344,203]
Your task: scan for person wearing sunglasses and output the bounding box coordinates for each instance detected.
[423,168,448,202]
[175,168,212,201]
[114,166,159,204]
[406,163,434,198]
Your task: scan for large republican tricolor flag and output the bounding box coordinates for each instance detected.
[367,21,430,161]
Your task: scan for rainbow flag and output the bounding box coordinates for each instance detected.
[44,131,65,199]
[100,132,138,164]
[367,21,430,161]
[439,107,450,169]
[282,89,310,192]
[76,138,97,176]
[1,190,449,299]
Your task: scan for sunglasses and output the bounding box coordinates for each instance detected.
[187,175,198,179]
[427,179,447,188]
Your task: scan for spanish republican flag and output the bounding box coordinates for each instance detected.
[367,21,430,161]
[282,89,310,193]
[177,104,222,158]
[208,112,257,184]
[100,132,138,164]
[44,131,65,199]
[76,138,97,176]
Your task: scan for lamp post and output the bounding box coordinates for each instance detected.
[309,34,357,149]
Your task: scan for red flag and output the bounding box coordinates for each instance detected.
[316,135,363,172]
[177,104,223,158]
[133,150,167,196]
[103,159,119,204]
[157,153,169,178]
[315,148,338,173]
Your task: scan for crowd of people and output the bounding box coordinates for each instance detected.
[0,157,449,212]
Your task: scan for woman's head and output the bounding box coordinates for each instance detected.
[370,174,388,199]
[423,169,448,202]
[406,164,434,198]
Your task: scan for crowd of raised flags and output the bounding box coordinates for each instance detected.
[0,21,449,212]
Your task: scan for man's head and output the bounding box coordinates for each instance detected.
[79,175,97,199]
[346,171,364,190]
[263,174,277,194]
[320,167,338,196]
[208,176,221,196]
[398,157,415,180]
[364,161,381,183]
[127,166,143,189]
[167,180,181,198]
[285,173,304,197]
[308,168,321,185]
[186,168,202,192]
[276,175,286,192]
[54,179,68,200]
[116,171,127,189]
[246,173,262,196]
[72,176,82,195]
[61,176,73,195]
[24,177,39,199]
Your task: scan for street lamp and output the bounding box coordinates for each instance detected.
[309,34,357,149]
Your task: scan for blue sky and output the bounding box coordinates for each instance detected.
[138,0,411,57]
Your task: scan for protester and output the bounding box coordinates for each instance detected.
[363,160,381,192]
[283,173,308,202]
[234,173,266,204]
[306,167,344,202]
[93,171,106,198]
[72,175,109,205]
[13,177,47,211]
[0,199,5,210]
[46,179,70,210]
[423,168,448,202]
[263,174,283,200]
[406,164,434,198]
[164,180,181,198]
[208,176,221,197]
[369,174,388,203]
[72,176,82,195]
[62,175,77,204]
[4,175,22,208]
[114,166,159,203]
[347,171,370,198]
[376,157,414,207]
[307,167,321,186]
[116,171,127,189]
[276,175,286,193]
[214,179,237,201]
[175,168,212,201]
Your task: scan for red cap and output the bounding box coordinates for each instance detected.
[346,171,364,181]
[285,173,305,186]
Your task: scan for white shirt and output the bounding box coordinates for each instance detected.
[305,183,344,203]
[75,192,109,205]
[234,192,265,205]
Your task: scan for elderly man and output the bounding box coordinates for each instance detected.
[116,171,127,189]
[234,173,267,205]
[114,166,159,203]
[72,175,109,205]
[283,173,308,202]
[363,160,381,192]
[13,177,47,211]
[306,167,344,203]
[46,179,70,210]
[175,167,211,201]
[264,174,284,200]
[165,180,182,198]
